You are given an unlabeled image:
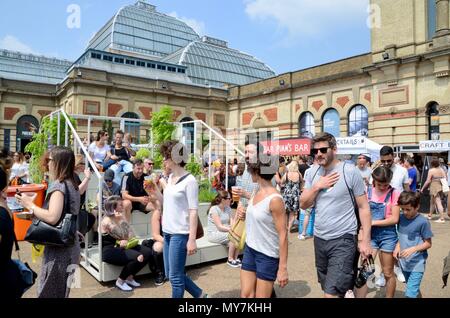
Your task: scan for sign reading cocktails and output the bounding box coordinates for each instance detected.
[419,140,450,152]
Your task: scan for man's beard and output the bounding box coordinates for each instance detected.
[318,153,334,166]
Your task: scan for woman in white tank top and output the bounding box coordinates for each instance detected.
[239,154,289,298]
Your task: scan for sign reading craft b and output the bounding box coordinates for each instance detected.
[261,138,311,156]
[419,140,450,152]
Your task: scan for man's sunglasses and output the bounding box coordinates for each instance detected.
[311,147,330,155]
[380,159,393,164]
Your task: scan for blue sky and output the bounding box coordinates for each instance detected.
[0,0,370,74]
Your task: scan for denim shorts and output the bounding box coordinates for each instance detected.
[241,245,279,282]
[371,226,398,252]
[403,271,424,298]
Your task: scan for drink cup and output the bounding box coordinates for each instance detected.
[231,186,241,202]
[144,175,155,192]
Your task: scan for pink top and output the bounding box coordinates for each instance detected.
[368,188,400,218]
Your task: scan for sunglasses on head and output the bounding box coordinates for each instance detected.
[311,147,330,155]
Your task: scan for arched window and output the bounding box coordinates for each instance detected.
[121,112,140,143]
[348,105,369,137]
[16,115,39,152]
[298,112,315,138]
[322,108,340,137]
[180,117,194,154]
[427,0,436,40]
[427,102,440,140]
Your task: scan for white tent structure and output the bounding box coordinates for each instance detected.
[336,137,382,161]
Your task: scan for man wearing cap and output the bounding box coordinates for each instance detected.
[98,169,121,212]
[356,154,372,187]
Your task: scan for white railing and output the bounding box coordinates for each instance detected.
[45,108,104,280]
[176,120,245,190]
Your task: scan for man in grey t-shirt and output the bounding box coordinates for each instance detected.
[300,132,372,298]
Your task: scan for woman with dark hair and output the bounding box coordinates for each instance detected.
[101,195,155,291]
[88,130,109,171]
[0,149,24,298]
[16,146,81,298]
[160,140,207,298]
[355,166,400,298]
[207,190,240,268]
[420,158,447,223]
[240,153,289,298]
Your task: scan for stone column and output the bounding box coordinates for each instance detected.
[436,0,450,35]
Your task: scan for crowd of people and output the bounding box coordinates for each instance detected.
[1,128,449,299]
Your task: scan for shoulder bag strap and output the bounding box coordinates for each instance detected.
[175,173,191,185]
[54,180,71,225]
[343,162,361,230]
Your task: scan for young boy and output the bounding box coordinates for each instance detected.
[394,191,433,298]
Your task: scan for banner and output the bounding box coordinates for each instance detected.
[419,140,450,152]
[261,138,311,156]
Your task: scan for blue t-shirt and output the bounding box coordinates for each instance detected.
[408,168,417,192]
[398,214,433,272]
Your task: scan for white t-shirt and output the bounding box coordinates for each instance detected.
[162,174,199,235]
[88,142,108,163]
[10,162,27,182]
[390,164,409,192]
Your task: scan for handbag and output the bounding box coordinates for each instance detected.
[441,178,449,194]
[13,228,37,297]
[228,218,246,250]
[196,215,204,239]
[25,181,78,247]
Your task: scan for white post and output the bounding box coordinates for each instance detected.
[225,142,229,191]
[97,176,103,281]
[65,120,68,147]
[208,130,212,181]
[150,129,154,158]
[87,117,91,154]
[57,112,61,146]
[193,121,197,158]
[120,119,125,132]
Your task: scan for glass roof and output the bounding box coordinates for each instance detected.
[0,49,72,84]
[161,37,275,87]
[87,1,200,59]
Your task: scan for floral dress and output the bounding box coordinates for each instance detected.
[282,173,301,214]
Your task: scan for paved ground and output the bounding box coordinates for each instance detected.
[20,214,450,298]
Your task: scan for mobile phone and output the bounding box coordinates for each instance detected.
[16,189,22,196]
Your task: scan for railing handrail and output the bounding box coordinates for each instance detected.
[175,120,244,157]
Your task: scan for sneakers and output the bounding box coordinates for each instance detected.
[394,265,406,283]
[235,259,242,266]
[116,279,133,292]
[227,259,241,268]
[125,279,141,288]
[375,273,386,287]
[344,290,355,298]
[155,272,165,286]
[298,234,306,240]
[434,219,445,223]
